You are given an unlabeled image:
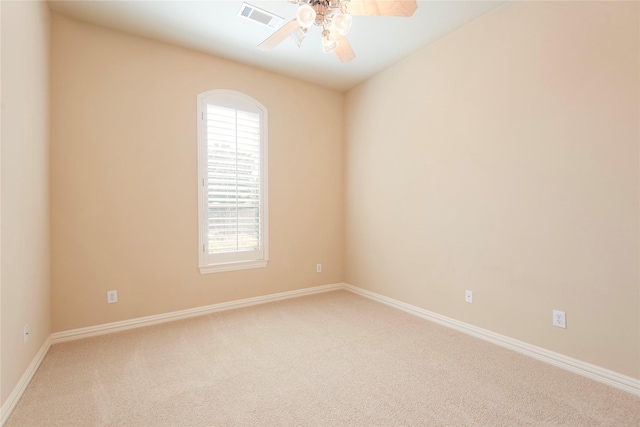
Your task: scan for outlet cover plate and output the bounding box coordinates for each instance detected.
[465,290,473,303]
[107,290,118,304]
[553,310,566,328]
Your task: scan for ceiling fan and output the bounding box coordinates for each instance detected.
[258,0,418,63]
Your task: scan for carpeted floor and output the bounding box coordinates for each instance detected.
[6,290,640,426]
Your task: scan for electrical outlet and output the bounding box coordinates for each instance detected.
[23,324,29,343]
[465,290,473,303]
[107,290,118,304]
[553,310,566,328]
[316,264,322,273]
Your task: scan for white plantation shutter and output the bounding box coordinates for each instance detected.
[206,105,261,253]
[198,91,268,273]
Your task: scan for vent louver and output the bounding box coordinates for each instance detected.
[238,3,284,29]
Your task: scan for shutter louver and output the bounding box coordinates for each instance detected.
[206,104,261,255]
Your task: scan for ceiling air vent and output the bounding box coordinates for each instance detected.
[238,3,284,29]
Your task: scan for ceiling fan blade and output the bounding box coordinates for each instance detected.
[345,0,417,16]
[258,19,300,51]
[334,34,356,63]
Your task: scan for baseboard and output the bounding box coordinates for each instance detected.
[2,283,344,426]
[4,281,636,427]
[0,336,51,426]
[343,283,640,397]
[51,283,344,344]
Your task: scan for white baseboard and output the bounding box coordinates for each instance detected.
[1,283,343,426]
[3,281,637,427]
[51,283,344,344]
[343,283,640,397]
[0,336,51,426]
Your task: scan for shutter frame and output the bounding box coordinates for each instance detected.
[197,90,269,274]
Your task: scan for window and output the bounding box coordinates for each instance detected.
[197,90,268,273]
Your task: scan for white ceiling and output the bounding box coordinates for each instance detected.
[48,0,506,91]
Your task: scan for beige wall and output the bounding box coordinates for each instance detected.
[50,14,344,332]
[5,0,637,403]
[345,1,639,378]
[1,0,51,406]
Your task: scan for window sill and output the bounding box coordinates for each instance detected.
[199,259,268,274]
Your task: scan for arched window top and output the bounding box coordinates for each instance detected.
[197,90,267,116]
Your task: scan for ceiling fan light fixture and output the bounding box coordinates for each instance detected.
[332,13,352,35]
[259,0,417,61]
[321,29,337,53]
[296,4,316,28]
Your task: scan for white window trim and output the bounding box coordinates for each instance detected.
[197,90,269,274]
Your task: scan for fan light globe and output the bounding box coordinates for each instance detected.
[322,31,337,53]
[333,13,352,35]
[296,4,316,28]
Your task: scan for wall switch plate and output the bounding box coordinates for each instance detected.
[316,264,322,273]
[465,290,473,303]
[107,290,118,304]
[23,324,29,343]
[553,310,566,328]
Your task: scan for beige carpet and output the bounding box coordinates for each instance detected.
[6,290,639,426]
